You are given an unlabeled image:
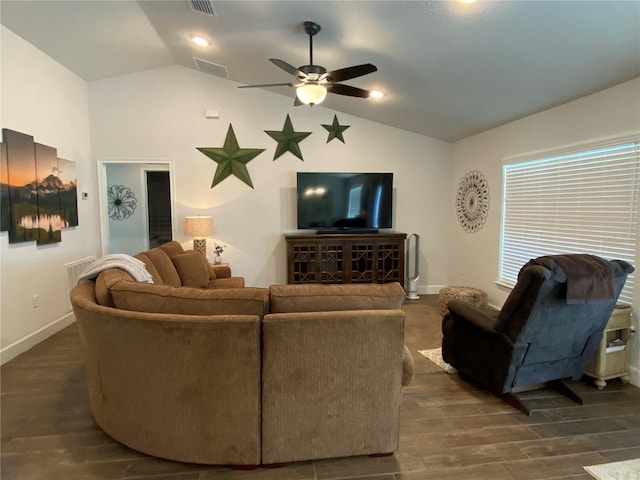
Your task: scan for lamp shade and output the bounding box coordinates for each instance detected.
[296,84,327,106]
[184,216,214,237]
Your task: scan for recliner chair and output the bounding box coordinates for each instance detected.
[442,254,634,414]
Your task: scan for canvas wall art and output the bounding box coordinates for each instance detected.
[1,141,10,232]
[57,157,79,227]
[0,128,79,245]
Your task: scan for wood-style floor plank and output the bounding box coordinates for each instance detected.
[2,295,639,480]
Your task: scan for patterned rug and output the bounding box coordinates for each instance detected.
[584,458,640,480]
[417,348,457,374]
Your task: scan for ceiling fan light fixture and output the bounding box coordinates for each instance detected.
[370,90,384,99]
[296,84,327,106]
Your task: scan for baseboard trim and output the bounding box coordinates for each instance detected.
[628,365,639,388]
[0,313,76,365]
[417,285,447,295]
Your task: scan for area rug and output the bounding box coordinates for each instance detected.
[417,348,457,374]
[583,458,640,480]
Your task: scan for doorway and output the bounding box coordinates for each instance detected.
[97,160,176,256]
[146,171,172,248]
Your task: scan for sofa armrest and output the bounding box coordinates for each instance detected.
[446,299,500,334]
[208,277,245,289]
[211,264,231,279]
[442,300,514,393]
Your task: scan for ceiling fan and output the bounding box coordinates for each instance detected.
[238,21,378,106]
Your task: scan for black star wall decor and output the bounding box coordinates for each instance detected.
[264,114,312,161]
[197,124,265,189]
[322,115,350,143]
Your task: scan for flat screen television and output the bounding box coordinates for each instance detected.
[296,172,393,232]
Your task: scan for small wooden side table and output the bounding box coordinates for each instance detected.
[585,306,633,389]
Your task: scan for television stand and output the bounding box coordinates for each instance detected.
[286,232,406,287]
[316,228,379,235]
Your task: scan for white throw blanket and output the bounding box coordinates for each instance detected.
[78,254,154,284]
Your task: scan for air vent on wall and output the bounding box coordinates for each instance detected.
[65,256,96,312]
[189,0,217,17]
[193,57,229,79]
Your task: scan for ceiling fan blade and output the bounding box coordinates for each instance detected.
[327,83,371,98]
[293,96,304,107]
[238,82,295,89]
[269,59,305,78]
[324,63,377,83]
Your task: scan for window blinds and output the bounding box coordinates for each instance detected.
[500,140,639,305]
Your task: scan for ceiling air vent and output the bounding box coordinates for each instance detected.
[193,57,229,79]
[189,0,217,17]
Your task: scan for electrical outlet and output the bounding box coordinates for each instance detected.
[32,294,39,309]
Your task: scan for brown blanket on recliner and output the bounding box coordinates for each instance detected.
[540,254,614,304]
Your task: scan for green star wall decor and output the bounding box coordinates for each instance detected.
[264,114,312,161]
[322,115,350,143]
[197,124,265,189]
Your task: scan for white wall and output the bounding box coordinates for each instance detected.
[105,163,149,255]
[0,26,100,362]
[89,65,452,290]
[449,78,640,386]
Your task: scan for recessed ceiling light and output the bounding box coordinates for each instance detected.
[370,90,384,99]
[459,0,477,3]
[192,36,209,47]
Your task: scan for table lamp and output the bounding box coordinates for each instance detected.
[184,216,214,255]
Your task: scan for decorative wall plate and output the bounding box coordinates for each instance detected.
[456,170,489,233]
[107,185,137,220]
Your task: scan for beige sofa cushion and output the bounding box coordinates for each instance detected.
[172,250,209,288]
[145,248,182,287]
[95,269,135,307]
[158,240,184,259]
[134,253,163,285]
[110,282,269,317]
[269,282,405,313]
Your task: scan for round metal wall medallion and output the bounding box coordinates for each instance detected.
[107,185,137,220]
[456,170,490,233]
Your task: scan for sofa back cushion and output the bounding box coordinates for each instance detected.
[172,250,210,288]
[95,269,135,307]
[269,282,405,314]
[144,248,182,287]
[134,253,163,285]
[158,241,184,259]
[110,282,269,317]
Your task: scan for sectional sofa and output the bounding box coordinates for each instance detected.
[70,241,414,467]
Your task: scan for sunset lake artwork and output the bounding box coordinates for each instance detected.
[1,128,79,245]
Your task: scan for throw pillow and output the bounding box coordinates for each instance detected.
[193,248,217,280]
[95,269,134,307]
[172,250,209,288]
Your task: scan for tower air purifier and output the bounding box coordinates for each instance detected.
[405,233,420,299]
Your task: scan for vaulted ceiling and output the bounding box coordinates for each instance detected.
[2,1,639,142]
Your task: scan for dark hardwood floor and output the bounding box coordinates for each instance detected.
[1,295,638,479]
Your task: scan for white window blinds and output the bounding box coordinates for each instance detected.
[500,140,639,305]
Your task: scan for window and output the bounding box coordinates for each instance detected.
[500,139,639,305]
